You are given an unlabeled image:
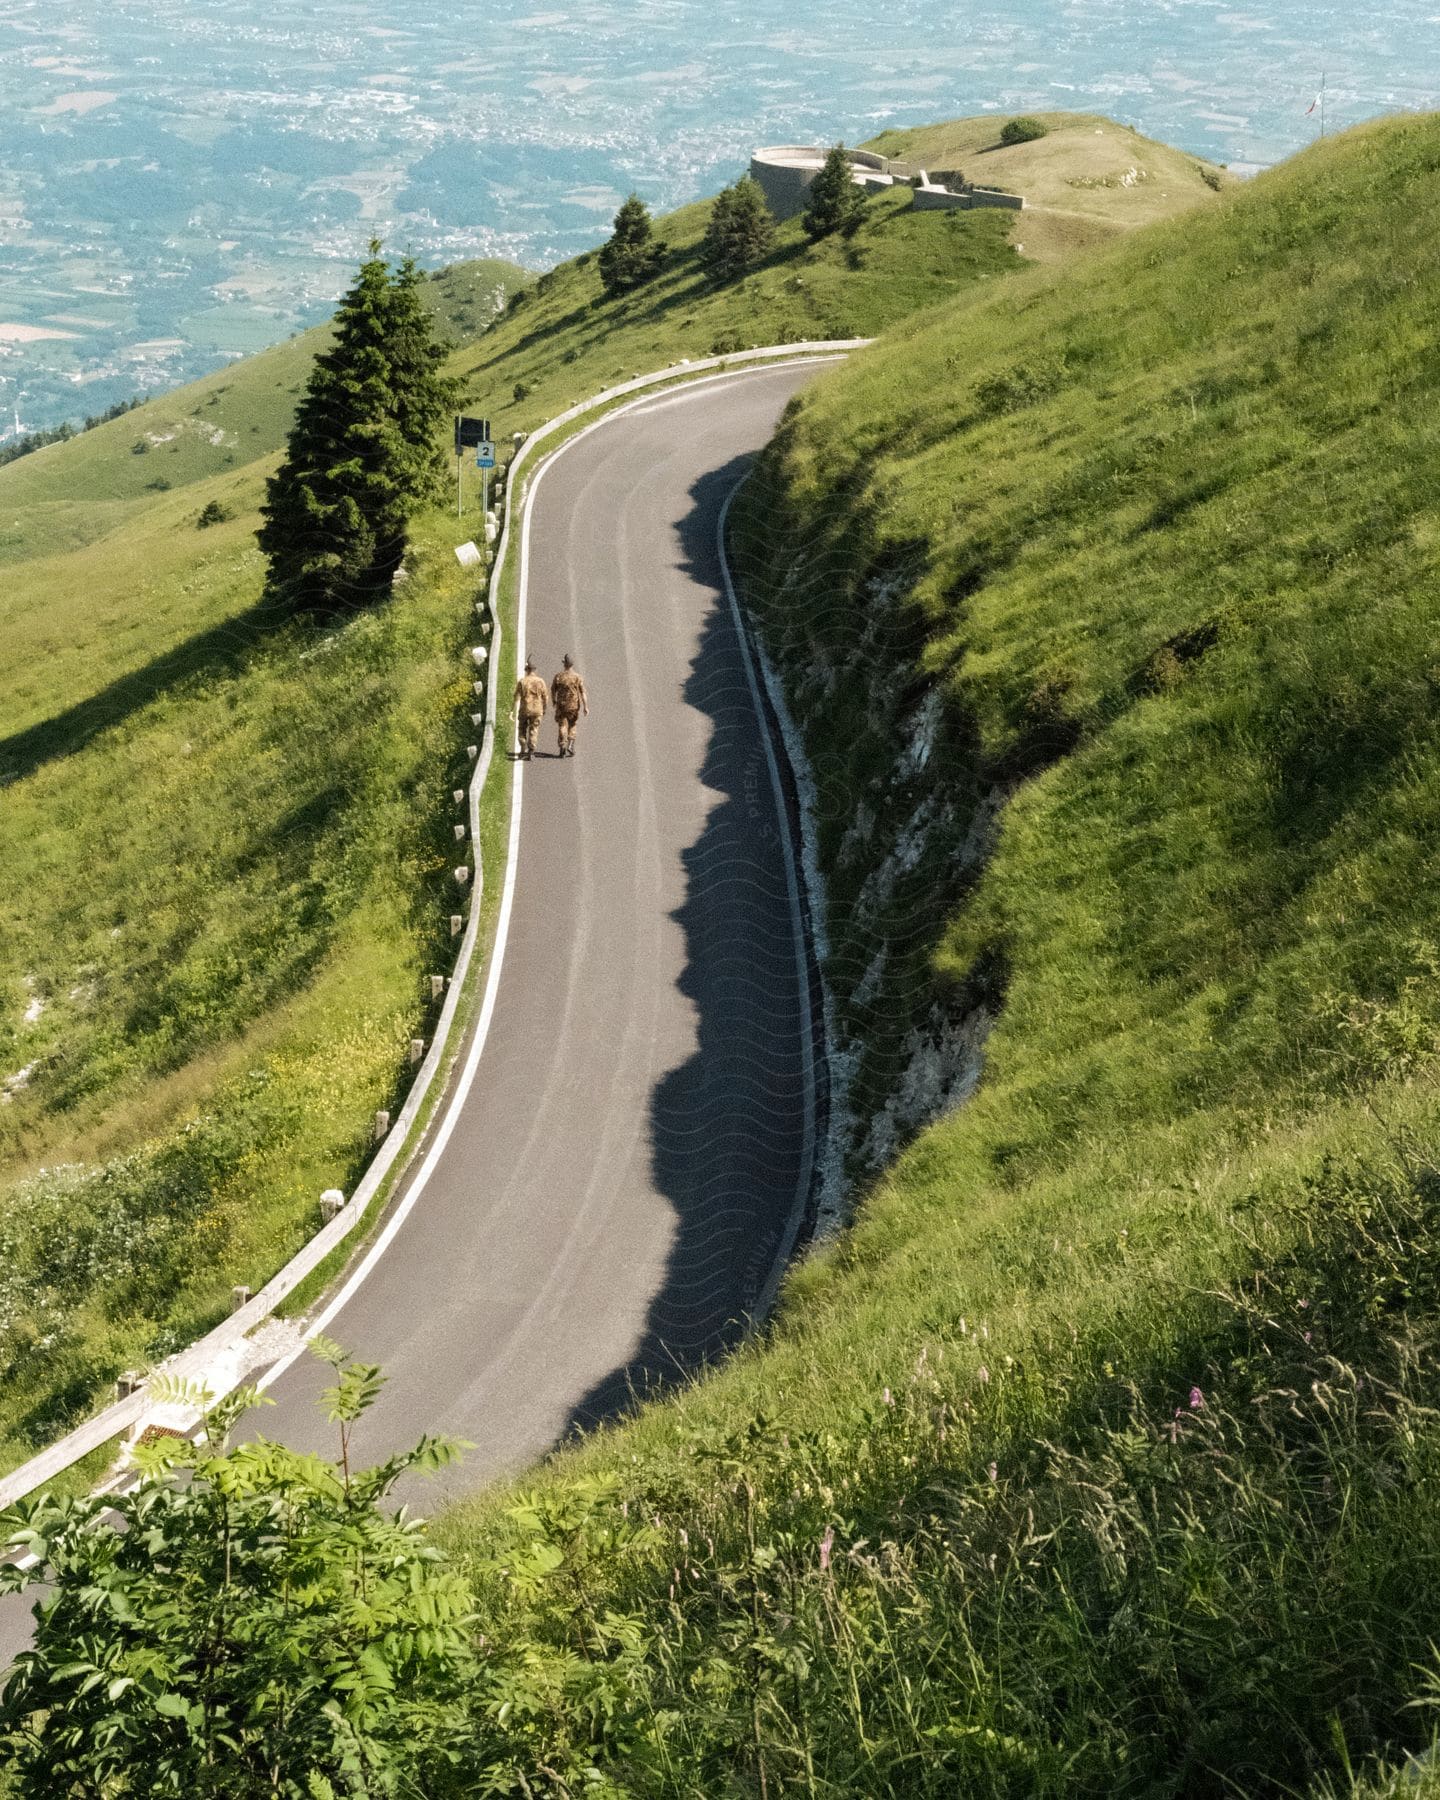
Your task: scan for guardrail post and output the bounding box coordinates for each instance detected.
[430,975,446,999]
[319,1188,346,1219]
[450,913,463,937]
[374,1109,390,1142]
[231,1284,251,1311]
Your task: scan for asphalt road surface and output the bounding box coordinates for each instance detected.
[0,362,825,1670]
[248,360,825,1502]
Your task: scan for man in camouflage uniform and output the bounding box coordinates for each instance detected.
[513,656,548,761]
[550,653,589,758]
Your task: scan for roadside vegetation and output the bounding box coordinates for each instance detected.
[411,112,1440,1793]
[0,99,1298,1792]
[0,131,1074,1472]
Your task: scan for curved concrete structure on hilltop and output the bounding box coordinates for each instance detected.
[750,145,895,220]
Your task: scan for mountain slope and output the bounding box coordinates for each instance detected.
[0,133,1051,1471]
[436,113,1440,1796]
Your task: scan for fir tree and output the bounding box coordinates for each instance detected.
[802,142,866,241]
[375,255,463,576]
[703,176,775,281]
[258,243,457,611]
[597,194,666,296]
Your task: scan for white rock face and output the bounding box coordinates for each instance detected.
[857,1005,991,1174]
[2,1064,36,1103]
[765,552,1017,1205]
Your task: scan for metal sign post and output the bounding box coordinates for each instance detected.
[476,437,495,522]
[454,416,493,518]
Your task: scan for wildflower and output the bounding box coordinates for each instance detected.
[819,1524,834,1573]
[977,1365,990,1384]
[883,1386,894,1407]
[1304,1331,1313,1344]
[1188,1386,1204,1411]
[987,1462,998,1484]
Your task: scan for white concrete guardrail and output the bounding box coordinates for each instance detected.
[0,337,869,1515]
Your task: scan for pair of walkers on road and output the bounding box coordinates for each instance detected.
[513,653,589,761]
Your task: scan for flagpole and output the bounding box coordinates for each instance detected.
[1320,70,1326,137]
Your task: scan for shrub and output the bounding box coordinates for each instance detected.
[974,354,1067,416]
[196,499,230,529]
[0,1347,473,1796]
[1000,116,1048,145]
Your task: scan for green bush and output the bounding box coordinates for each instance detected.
[0,1347,473,1797]
[1000,116,1048,145]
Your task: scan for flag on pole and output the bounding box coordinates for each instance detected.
[1306,94,1319,113]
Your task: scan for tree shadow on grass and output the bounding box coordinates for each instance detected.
[0,591,298,786]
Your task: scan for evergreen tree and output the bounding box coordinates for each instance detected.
[375,254,463,576]
[802,142,866,241]
[258,243,458,611]
[702,176,775,281]
[597,194,666,296]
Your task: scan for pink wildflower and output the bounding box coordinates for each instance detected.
[987,1462,998,1484]
[977,1365,990,1384]
[819,1525,834,1573]
[1188,1387,1205,1411]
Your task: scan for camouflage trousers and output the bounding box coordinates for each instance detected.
[518,712,543,757]
[555,709,580,754]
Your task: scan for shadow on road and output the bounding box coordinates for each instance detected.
[557,454,822,1445]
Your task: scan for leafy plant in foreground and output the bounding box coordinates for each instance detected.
[0,1343,473,1797]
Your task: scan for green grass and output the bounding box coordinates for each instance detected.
[0,139,1054,1473]
[424,114,1440,1794]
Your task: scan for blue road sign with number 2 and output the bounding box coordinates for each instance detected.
[476,441,495,469]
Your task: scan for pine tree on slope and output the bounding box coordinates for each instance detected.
[376,255,463,577]
[597,194,666,296]
[703,176,775,281]
[258,243,458,610]
[803,142,867,240]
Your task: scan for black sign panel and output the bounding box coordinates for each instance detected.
[454,415,491,452]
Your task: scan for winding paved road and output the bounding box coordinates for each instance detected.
[0,363,826,1669]
[250,361,824,1499]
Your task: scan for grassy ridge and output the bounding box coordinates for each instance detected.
[0,159,1048,1470]
[431,115,1440,1794]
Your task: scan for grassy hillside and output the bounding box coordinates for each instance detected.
[0,257,525,734]
[0,133,1088,1471]
[432,114,1440,1795]
[868,110,1234,262]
